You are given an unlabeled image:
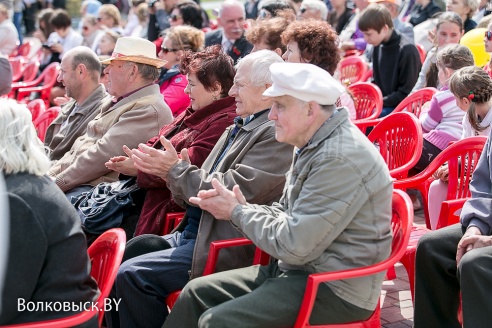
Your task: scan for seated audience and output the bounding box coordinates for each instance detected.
[147,0,178,42]
[427,66,492,229]
[163,62,393,328]
[105,50,293,328]
[0,100,99,326]
[81,15,103,52]
[0,4,19,55]
[281,20,357,120]
[327,0,355,34]
[414,80,492,327]
[48,37,173,195]
[257,0,296,19]
[246,15,293,55]
[205,0,253,63]
[97,4,124,35]
[297,0,329,20]
[412,12,463,91]
[483,21,492,77]
[78,0,101,32]
[359,4,421,117]
[130,3,149,38]
[414,44,474,172]
[169,1,205,29]
[123,0,146,36]
[105,45,237,236]
[158,25,204,117]
[45,46,111,162]
[447,0,478,32]
[408,0,442,26]
[45,9,83,60]
[338,0,369,53]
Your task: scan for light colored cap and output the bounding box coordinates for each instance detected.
[263,63,345,106]
[368,0,402,7]
[100,36,167,68]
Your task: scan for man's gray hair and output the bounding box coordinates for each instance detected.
[237,50,283,87]
[135,63,160,82]
[218,0,245,18]
[301,0,328,20]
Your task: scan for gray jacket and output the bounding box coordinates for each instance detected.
[168,111,294,278]
[45,85,110,161]
[461,134,492,234]
[231,108,393,311]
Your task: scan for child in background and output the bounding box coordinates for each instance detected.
[483,21,492,77]
[427,66,492,229]
[412,12,464,92]
[414,44,474,173]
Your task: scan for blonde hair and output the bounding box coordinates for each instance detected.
[166,25,205,52]
[99,4,121,26]
[0,100,51,176]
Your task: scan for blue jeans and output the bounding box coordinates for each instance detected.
[379,107,395,118]
[106,231,196,328]
[13,12,22,45]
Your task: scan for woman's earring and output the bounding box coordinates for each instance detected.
[213,94,218,101]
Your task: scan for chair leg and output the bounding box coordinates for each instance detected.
[398,248,416,302]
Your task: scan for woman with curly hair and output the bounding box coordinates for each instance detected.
[281,20,357,119]
[245,15,294,55]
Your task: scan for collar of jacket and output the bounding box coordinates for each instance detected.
[381,29,400,47]
[105,84,160,113]
[303,107,349,151]
[241,108,270,131]
[61,84,107,116]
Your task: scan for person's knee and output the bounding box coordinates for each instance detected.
[416,231,441,260]
[458,250,486,281]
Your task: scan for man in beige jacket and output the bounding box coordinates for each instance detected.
[48,37,173,194]
[45,46,111,161]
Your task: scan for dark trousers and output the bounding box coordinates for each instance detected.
[163,263,372,328]
[413,139,442,172]
[414,223,492,328]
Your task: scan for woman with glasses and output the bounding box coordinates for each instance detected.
[157,25,204,116]
[81,15,103,52]
[169,1,205,30]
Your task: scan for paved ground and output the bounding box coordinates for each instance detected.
[380,208,426,328]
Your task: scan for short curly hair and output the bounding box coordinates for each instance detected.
[180,45,235,97]
[281,20,340,75]
[246,16,293,53]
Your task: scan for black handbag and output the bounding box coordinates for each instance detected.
[70,178,140,234]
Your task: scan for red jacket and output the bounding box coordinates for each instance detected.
[160,72,190,117]
[134,96,236,235]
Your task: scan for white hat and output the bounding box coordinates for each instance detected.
[100,37,167,68]
[263,63,345,105]
[368,0,402,7]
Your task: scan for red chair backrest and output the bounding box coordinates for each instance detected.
[87,228,126,326]
[27,99,47,122]
[9,57,25,82]
[22,61,40,83]
[33,107,61,141]
[17,42,32,58]
[339,56,368,85]
[368,112,423,180]
[393,87,437,118]
[416,44,426,63]
[348,82,383,120]
[293,189,413,328]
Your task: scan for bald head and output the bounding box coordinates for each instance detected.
[65,46,102,82]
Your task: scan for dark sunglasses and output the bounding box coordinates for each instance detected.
[300,7,307,13]
[82,26,89,31]
[486,31,492,41]
[169,14,182,22]
[97,16,102,21]
[160,46,180,54]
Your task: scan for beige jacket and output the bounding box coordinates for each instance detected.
[49,84,173,192]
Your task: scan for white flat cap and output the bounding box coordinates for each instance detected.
[263,63,345,105]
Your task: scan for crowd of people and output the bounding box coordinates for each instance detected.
[2,0,492,326]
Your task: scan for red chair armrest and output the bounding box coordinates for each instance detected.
[436,198,468,229]
[202,237,254,275]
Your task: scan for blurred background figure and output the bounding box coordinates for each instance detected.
[446,0,479,32]
[32,8,54,43]
[257,0,296,19]
[158,25,205,116]
[298,0,329,20]
[81,14,103,51]
[0,3,19,55]
[0,54,12,96]
[246,15,293,55]
[97,4,124,35]
[98,29,121,55]
[327,0,355,34]
[78,0,102,31]
[124,0,145,36]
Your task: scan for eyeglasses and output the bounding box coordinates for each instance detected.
[82,26,89,31]
[299,7,307,13]
[160,46,180,54]
[169,14,182,21]
[97,16,103,21]
[485,31,492,41]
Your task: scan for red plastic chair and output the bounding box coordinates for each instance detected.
[416,44,426,64]
[348,82,383,121]
[293,189,413,328]
[16,63,60,108]
[435,198,467,230]
[360,69,373,82]
[9,57,25,82]
[339,56,368,85]
[20,60,40,84]
[166,237,270,310]
[367,112,423,180]
[1,228,126,328]
[393,136,487,301]
[9,61,51,98]
[9,41,32,59]
[27,99,47,122]
[33,106,61,142]
[160,212,186,236]
[354,87,437,133]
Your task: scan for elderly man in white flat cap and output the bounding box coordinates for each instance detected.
[163,63,394,328]
[49,37,173,195]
